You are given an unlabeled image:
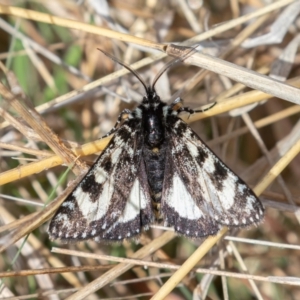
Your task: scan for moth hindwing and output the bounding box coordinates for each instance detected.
[48,87,264,243]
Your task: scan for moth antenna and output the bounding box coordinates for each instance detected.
[97,48,148,94]
[151,44,199,91]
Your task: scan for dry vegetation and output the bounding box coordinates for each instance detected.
[0,0,300,299]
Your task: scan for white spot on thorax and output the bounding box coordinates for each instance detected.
[134,107,142,118]
[174,120,181,128]
[163,105,170,117]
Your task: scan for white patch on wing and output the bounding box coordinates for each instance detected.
[111,148,123,164]
[238,183,247,193]
[53,213,72,231]
[189,139,237,213]
[172,142,184,155]
[112,134,123,146]
[93,168,108,184]
[54,213,68,222]
[62,201,75,210]
[181,134,242,218]
[186,140,198,157]
[166,173,204,219]
[73,178,114,222]
[105,177,148,235]
[201,171,223,214]
[245,195,256,213]
[116,177,146,223]
[127,147,134,156]
[216,174,237,210]
[201,150,216,174]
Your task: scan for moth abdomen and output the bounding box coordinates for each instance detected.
[143,142,167,204]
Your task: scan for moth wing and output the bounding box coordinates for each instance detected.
[161,117,264,237]
[48,120,154,242]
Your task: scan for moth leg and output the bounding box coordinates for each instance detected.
[170,97,216,117]
[192,102,216,113]
[174,100,216,119]
[101,109,132,138]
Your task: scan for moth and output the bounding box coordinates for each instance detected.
[48,50,264,242]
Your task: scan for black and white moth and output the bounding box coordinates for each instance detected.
[48,51,264,242]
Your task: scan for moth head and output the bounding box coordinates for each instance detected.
[142,86,162,106]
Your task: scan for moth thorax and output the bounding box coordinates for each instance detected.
[143,110,165,147]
